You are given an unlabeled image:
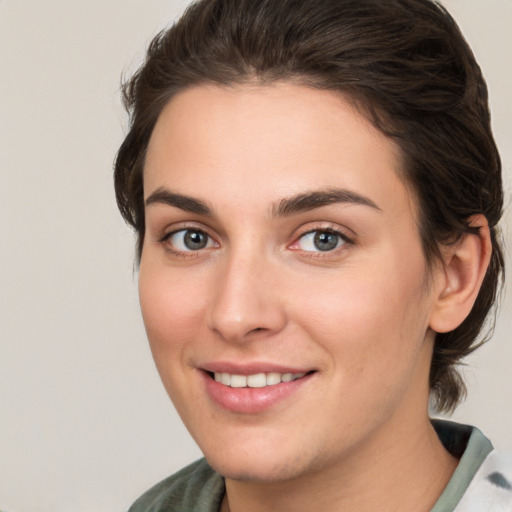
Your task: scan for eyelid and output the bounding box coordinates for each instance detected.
[157,220,216,241]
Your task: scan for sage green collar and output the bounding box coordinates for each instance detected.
[430,420,493,511]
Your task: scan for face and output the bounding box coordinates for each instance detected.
[139,83,442,482]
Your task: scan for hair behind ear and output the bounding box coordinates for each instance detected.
[428,215,499,412]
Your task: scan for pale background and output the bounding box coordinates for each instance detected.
[0,1,510,511]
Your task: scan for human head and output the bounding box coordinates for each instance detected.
[114,0,504,413]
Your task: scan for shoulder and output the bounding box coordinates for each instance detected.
[128,458,225,512]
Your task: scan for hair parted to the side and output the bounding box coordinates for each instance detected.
[114,0,504,413]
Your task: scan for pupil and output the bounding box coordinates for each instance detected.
[314,231,338,251]
[184,230,207,250]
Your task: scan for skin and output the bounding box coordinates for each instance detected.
[139,83,463,511]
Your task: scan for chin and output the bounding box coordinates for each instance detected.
[201,440,320,483]
[208,457,303,483]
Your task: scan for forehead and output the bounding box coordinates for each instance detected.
[144,82,415,221]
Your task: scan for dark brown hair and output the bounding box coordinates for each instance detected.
[114,0,504,413]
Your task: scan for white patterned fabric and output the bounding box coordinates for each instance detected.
[454,450,512,512]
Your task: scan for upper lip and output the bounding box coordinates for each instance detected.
[200,361,314,375]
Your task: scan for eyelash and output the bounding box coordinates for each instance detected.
[158,225,354,258]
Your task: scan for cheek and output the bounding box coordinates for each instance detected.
[295,270,432,428]
[138,263,207,357]
[138,263,213,417]
[295,258,430,374]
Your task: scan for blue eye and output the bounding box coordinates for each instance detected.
[167,229,215,251]
[296,230,346,252]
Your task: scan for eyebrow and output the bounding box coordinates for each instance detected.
[145,187,212,215]
[144,186,380,218]
[271,189,381,218]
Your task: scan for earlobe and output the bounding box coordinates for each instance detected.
[429,215,492,333]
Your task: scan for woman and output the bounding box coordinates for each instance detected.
[114,0,509,510]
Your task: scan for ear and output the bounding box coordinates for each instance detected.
[429,215,492,333]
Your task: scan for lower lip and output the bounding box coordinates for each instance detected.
[201,371,314,414]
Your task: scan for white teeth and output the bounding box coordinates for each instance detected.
[247,373,267,388]
[213,371,307,388]
[266,372,282,386]
[230,375,247,388]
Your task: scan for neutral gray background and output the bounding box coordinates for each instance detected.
[0,1,511,511]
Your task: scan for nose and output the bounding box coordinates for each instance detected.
[206,252,287,343]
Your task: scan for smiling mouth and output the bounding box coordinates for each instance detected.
[209,371,312,388]
[203,369,316,413]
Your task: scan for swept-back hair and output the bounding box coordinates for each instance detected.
[114,0,504,412]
